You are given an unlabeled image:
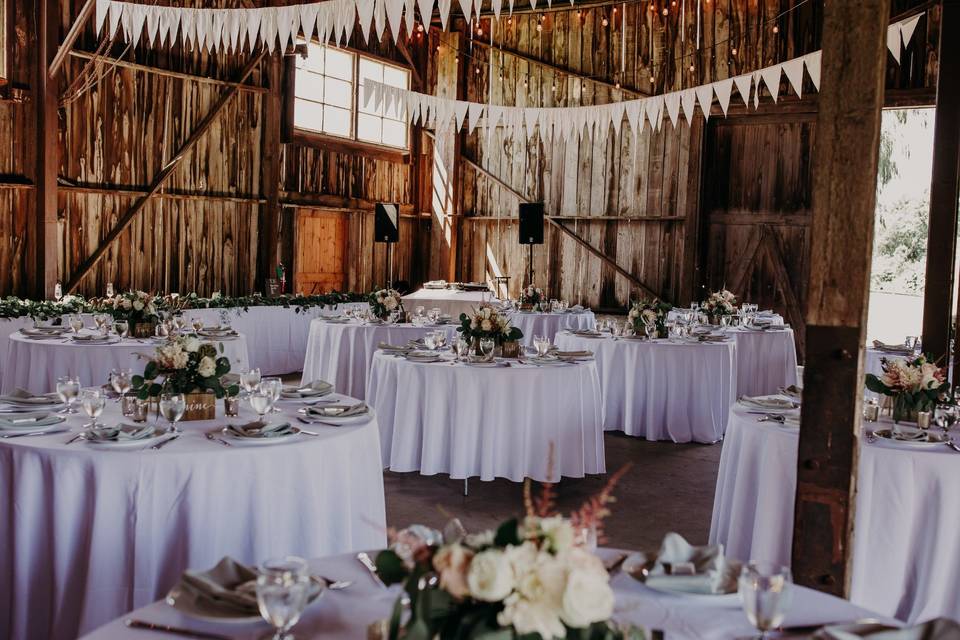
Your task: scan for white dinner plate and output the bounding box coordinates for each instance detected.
[221,425,301,445]
[621,553,741,606]
[83,429,171,449]
[0,413,66,431]
[870,428,950,449]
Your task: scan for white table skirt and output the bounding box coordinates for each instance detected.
[554,333,735,443]
[0,398,386,640]
[367,351,605,482]
[2,333,250,394]
[507,310,596,345]
[727,327,798,397]
[401,288,499,319]
[301,320,459,400]
[709,407,960,623]
[82,549,891,640]
[0,317,33,391]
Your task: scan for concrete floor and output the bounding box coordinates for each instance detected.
[383,432,723,550]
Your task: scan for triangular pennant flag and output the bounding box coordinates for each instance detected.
[487,105,503,130]
[524,107,539,134]
[752,72,761,108]
[96,0,110,35]
[374,0,388,41]
[260,9,278,53]
[680,89,697,126]
[145,6,161,46]
[900,15,921,49]
[646,95,664,130]
[782,58,804,99]
[129,4,147,47]
[179,8,195,48]
[158,6,177,46]
[887,24,901,63]
[417,0,434,33]
[356,0,375,42]
[107,1,122,40]
[458,0,473,23]
[386,0,406,38]
[608,101,626,134]
[467,102,484,133]
[438,0,452,30]
[695,84,713,121]
[804,51,822,91]
[492,0,503,20]
[732,74,752,108]
[664,92,682,127]
[226,8,242,52]
[299,4,320,42]
[119,5,133,41]
[341,2,356,44]
[760,64,782,103]
[713,78,733,116]
[625,99,645,136]
[245,8,261,50]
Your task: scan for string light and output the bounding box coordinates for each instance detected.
[772,25,779,33]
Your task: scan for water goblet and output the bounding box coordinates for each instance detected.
[433,330,447,350]
[158,393,186,433]
[261,377,283,413]
[429,307,442,323]
[935,402,957,433]
[56,375,81,414]
[534,335,550,357]
[191,318,204,334]
[455,338,471,361]
[256,556,311,640]
[415,306,425,319]
[154,323,169,339]
[69,314,84,334]
[905,335,918,351]
[113,320,129,338]
[80,389,106,428]
[645,322,657,340]
[479,337,495,360]
[173,315,187,333]
[249,386,276,424]
[720,315,731,332]
[93,313,109,334]
[739,563,793,639]
[424,333,438,350]
[344,307,355,320]
[240,368,262,398]
[110,368,133,404]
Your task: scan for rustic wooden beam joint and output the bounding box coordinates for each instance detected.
[48,0,96,78]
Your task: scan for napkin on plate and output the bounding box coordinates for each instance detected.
[305,403,369,419]
[0,412,61,429]
[634,533,739,595]
[780,385,803,401]
[739,395,798,411]
[379,341,411,352]
[227,421,296,438]
[554,350,593,358]
[818,618,960,640]
[571,329,602,337]
[85,424,158,442]
[872,340,914,355]
[0,388,61,406]
[281,380,333,399]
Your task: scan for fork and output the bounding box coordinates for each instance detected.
[944,438,960,453]
[205,431,231,447]
[151,433,180,450]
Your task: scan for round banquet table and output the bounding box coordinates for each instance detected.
[554,332,735,443]
[301,320,459,400]
[726,326,798,397]
[0,317,33,392]
[709,406,960,623]
[82,549,891,640]
[0,396,386,640]
[401,288,499,318]
[1,332,251,394]
[366,350,605,482]
[507,309,596,345]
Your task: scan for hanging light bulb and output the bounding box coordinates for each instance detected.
[772,25,779,34]
[476,66,481,74]
[689,62,695,72]
[662,7,669,16]
[417,22,425,32]
[731,47,738,55]
[602,16,609,26]
[649,2,655,11]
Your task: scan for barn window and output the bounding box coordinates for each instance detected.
[292,42,410,151]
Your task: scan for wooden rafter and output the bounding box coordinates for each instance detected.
[48,0,95,78]
[64,50,268,293]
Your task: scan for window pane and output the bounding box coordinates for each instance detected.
[324,48,354,80]
[381,119,408,148]
[383,66,408,89]
[294,99,325,133]
[357,113,383,143]
[383,96,404,121]
[323,106,352,137]
[324,77,353,109]
[302,42,325,73]
[358,58,384,85]
[295,71,324,101]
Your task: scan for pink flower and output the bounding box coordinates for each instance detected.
[433,543,474,599]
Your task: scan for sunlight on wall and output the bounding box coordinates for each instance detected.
[432,144,453,248]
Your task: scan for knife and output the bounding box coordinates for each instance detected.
[356,551,386,587]
[124,618,232,640]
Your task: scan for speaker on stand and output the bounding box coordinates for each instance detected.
[375,203,400,288]
[518,202,545,288]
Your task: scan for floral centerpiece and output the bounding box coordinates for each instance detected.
[374,467,641,640]
[93,290,160,336]
[865,354,949,424]
[131,336,238,420]
[369,288,404,320]
[701,289,737,322]
[627,298,672,338]
[520,284,545,308]
[458,305,523,355]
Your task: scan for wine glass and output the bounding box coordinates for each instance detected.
[56,375,81,414]
[93,313,109,334]
[433,330,447,350]
[256,556,311,640]
[69,314,84,334]
[935,402,957,434]
[455,338,471,361]
[415,306,425,319]
[106,282,115,298]
[249,386,276,424]
[109,368,132,404]
[739,563,793,639]
[644,321,657,340]
[240,368,262,398]
[191,318,204,334]
[479,337,495,360]
[534,335,550,357]
[424,333,438,350]
[261,377,283,413]
[80,389,106,428]
[113,320,129,338]
[159,393,186,433]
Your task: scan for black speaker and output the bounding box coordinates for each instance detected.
[518,202,544,245]
[374,203,400,243]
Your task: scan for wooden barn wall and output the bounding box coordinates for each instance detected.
[457,0,940,309]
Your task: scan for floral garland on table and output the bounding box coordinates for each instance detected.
[458,305,523,345]
[521,284,545,306]
[701,289,737,319]
[865,354,949,422]
[374,466,641,640]
[90,290,160,325]
[0,295,87,321]
[627,298,673,338]
[368,288,404,320]
[131,336,238,399]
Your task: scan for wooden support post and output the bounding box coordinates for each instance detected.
[32,0,58,299]
[430,29,463,283]
[793,0,890,597]
[923,0,960,370]
[259,52,283,292]
[48,0,95,78]
[64,50,267,293]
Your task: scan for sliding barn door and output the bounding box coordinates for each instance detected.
[699,114,816,357]
[293,210,348,294]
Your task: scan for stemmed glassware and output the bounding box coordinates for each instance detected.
[158,393,186,433]
[93,313,109,334]
[109,368,132,404]
[56,375,81,414]
[240,368,262,398]
[105,281,115,298]
[191,318,204,334]
[113,320,129,338]
[533,335,551,357]
[455,338,471,361]
[69,314,84,334]
[256,556,311,640]
[935,402,957,434]
[479,337,495,361]
[261,377,283,413]
[249,385,277,424]
[644,321,657,340]
[80,389,106,428]
[739,563,793,639]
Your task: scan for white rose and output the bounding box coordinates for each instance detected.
[122,299,132,310]
[498,598,566,640]
[385,298,398,310]
[183,337,201,353]
[481,319,493,332]
[560,568,614,628]
[467,549,514,602]
[538,516,575,554]
[470,319,478,330]
[197,355,217,378]
[133,300,144,311]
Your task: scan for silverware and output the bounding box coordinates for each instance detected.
[65,432,83,444]
[944,439,960,453]
[124,618,231,640]
[151,433,180,450]
[757,414,785,424]
[864,430,878,444]
[0,427,69,439]
[204,432,231,447]
[316,575,353,590]
[356,551,386,588]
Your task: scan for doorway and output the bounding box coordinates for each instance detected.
[294,209,348,294]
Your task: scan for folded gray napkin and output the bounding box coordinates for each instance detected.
[739,395,798,410]
[85,424,158,442]
[639,533,740,595]
[22,326,67,336]
[554,350,594,359]
[178,557,262,615]
[227,421,295,438]
[281,380,333,399]
[872,340,913,355]
[819,618,960,640]
[71,330,110,341]
[378,341,411,352]
[780,385,803,401]
[0,389,61,406]
[571,329,602,336]
[305,403,369,419]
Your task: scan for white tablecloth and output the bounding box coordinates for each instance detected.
[2,333,251,394]
[727,327,798,397]
[0,317,33,391]
[554,333,736,443]
[82,549,891,640]
[301,320,459,400]
[402,288,498,318]
[367,351,605,482]
[0,396,386,640]
[507,310,596,345]
[710,407,960,623]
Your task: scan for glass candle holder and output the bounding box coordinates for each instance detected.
[121,394,138,417]
[863,401,880,423]
[131,399,149,423]
[917,410,931,430]
[224,396,240,417]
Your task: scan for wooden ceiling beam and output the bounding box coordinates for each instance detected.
[48,0,96,78]
[64,49,268,293]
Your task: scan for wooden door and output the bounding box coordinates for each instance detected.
[294,210,348,294]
